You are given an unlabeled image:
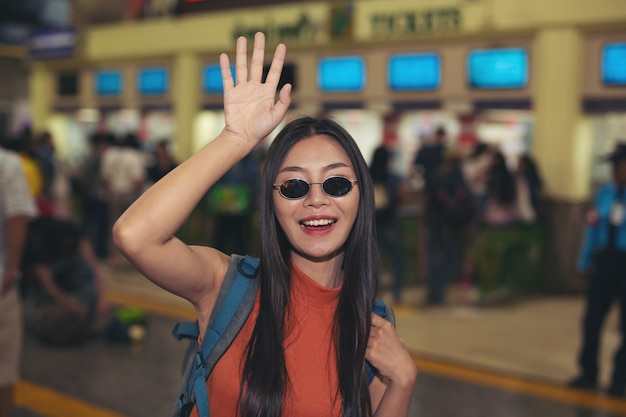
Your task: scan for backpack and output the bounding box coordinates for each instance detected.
[171,254,395,417]
[430,168,475,228]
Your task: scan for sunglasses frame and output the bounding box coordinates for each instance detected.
[273,176,359,200]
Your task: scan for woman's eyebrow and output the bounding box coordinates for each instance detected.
[278,162,351,174]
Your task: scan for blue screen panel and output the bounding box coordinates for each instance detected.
[95,70,122,96]
[602,42,626,86]
[203,63,236,93]
[318,56,365,92]
[388,53,441,91]
[468,48,528,89]
[138,67,169,95]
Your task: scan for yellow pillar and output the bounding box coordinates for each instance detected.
[173,52,200,161]
[29,63,54,133]
[532,27,591,201]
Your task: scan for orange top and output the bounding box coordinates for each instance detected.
[192,263,342,417]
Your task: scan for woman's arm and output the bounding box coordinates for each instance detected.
[113,32,291,330]
[367,314,418,416]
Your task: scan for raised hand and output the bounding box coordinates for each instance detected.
[220,32,292,147]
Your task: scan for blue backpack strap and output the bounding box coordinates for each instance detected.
[366,299,396,384]
[172,254,259,417]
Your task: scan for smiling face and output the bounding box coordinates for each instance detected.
[272,135,360,265]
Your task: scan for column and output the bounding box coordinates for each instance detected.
[172,52,200,161]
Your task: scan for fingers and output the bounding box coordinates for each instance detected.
[265,42,286,87]
[249,32,266,82]
[274,83,292,115]
[235,35,248,86]
[219,53,234,92]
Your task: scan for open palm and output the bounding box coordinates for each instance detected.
[220,32,292,147]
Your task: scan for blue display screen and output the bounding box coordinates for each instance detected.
[138,67,169,95]
[467,48,528,89]
[318,56,365,92]
[388,53,441,91]
[203,63,235,93]
[95,70,122,96]
[602,42,626,86]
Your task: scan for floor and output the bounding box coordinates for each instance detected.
[14,261,626,417]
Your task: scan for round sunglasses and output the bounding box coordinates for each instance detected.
[273,176,359,200]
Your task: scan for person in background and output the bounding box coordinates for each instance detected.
[20,216,109,346]
[369,144,406,305]
[208,152,259,256]
[424,147,475,305]
[517,153,543,222]
[482,151,520,226]
[113,33,416,416]
[146,139,178,185]
[0,145,37,417]
[77,132,112,261]
[413,126,447,193]
[101,132,146,266]
[569,142,626,397]
[1,132,44,208]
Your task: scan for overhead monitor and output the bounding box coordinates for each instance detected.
[602,42,626,86]
[203,63,235,94]
[467,48,528,89]
[318,56,365,92]
[388,53,441,91]
[138,67,169,95]
[95,70,122,96]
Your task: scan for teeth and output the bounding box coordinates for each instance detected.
[302,219,334,227]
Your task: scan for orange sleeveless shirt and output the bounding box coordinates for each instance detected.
[191,263,342,417]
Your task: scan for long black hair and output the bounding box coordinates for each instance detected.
[239,116,380,417]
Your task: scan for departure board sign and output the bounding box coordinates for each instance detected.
[203,63,235,93]
[388,53,440,91]
[467,48,528,89]
[318,56,365,92]
[602,42,626,86]
[138,67,169,95]
[95,70,122,96]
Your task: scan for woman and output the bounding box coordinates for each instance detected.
[113,32,416,416]
[369,144,406,305]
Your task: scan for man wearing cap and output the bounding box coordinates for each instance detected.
[569,142,626,397]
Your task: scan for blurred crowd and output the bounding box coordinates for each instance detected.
[0,124,548,320]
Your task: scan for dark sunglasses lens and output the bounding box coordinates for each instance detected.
[280,179,310,199]
[323,177,352,196]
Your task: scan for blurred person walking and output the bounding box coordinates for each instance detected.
[569,143,626,397]
[101,132,146,266]
[146,139,178,185]
[0,145,37,417]
[424,147,475,305]
[76,133,112,260]
[413,126,447,192]
[369,144,407,305]
[207,153,259,255]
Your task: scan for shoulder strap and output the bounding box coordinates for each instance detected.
[366,299,396,385]
[171,254,259,417]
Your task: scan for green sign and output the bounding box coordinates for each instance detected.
[371,7,461,37]
[232,13,321,44]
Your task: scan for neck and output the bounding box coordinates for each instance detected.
[291,253,343,288]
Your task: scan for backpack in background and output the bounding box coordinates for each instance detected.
[430,168,475,228]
